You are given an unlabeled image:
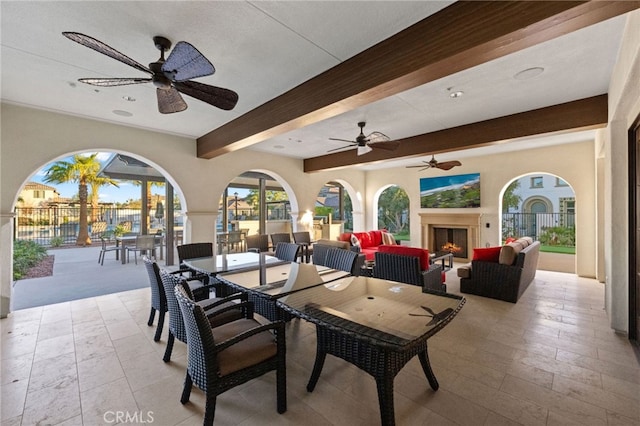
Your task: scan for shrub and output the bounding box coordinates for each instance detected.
[49,236,64,247]
[539,226,575,246]
[13,240,47,280]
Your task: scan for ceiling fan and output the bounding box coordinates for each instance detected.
[62,32,238,114]
[406,155,462,171]
[327,121,399,156]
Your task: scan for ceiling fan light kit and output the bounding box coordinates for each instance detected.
[62,32,238,114]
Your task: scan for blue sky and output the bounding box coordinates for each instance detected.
[31,152,249,203]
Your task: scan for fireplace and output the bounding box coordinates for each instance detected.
[419,213,481,262]
[433,227,468,258]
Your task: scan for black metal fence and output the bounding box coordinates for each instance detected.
[14,206,151,246]
[502,212,575,246]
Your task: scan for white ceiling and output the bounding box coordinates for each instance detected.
[0,2,630,170]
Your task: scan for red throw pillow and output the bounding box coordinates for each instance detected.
[504,237,517,244]
[473,246,502,262]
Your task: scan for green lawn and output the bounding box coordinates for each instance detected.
[540,245,575,254]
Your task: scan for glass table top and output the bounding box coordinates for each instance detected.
[277,276,465,345]
[182,252,284,274]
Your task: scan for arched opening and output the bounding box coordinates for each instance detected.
[501,173,576,273]
[373,184,410,243]
[214,169,302,253]
[11,150,186,310]
[310,181,354,240]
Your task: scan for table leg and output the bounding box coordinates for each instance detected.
[121,243,127,264]
[375,375,396,426]
[418,349,439,390]
[306,344,327,392]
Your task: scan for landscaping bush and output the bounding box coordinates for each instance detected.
[13,240,47,280]
[539,226,575,246]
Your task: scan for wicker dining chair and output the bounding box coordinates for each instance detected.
[143,256,168,341]
[270,232,291,248]
[324,247,359,274]
[245,234,271,253]
[274,242,301,262]
[159,268,246,362]
[174,284,287,425]
[311,244,332,267]
[292,231,313,262]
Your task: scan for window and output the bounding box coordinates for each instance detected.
[33,190,45,199]
[530,176,543,188]
[555,178,569,187]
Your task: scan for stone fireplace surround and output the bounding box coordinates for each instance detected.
[419,213,482,263]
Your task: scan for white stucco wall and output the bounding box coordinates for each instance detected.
[364,140,597,279]
[605,10,640,332]
[0,103,366,317]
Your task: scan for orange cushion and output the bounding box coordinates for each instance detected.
[472,246,502,263]
[378,245,430,270]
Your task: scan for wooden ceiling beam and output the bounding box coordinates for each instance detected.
[197,1,637,159]
[303,95,608,172]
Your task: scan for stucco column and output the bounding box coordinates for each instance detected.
[183,210,218,251]
[0,212,15,318]
[352,209,365,232]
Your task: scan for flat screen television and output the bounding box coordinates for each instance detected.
[419,173,480,208]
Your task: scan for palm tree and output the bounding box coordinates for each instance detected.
[44,153,117,246]
[89,176,119,221]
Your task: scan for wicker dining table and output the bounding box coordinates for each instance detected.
[276,276,465,426]
[216,262,350,321]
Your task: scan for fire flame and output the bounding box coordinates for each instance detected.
[441,242,462,253]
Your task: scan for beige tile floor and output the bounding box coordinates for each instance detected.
[2,268,639,425]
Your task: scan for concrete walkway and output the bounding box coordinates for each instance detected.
[11,245,177,311]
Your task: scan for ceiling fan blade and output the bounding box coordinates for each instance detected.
[62,32,151,75]
[406,164,430,168]
[78,77,151,87]
[327,144,355,153]
[329,138,357,144]
[370,140,400,151]
[366,131,390,143]
[174,80,238,110]
[162,41,215,82]
[436,161,462,171]
[157,87,187,114]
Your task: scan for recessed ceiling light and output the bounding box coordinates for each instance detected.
[514,67,544,80]
[112,110,133,117]
[122,95,136,102]
[273,145,285,149]
[449,90,464,98]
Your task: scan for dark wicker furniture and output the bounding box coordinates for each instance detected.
[217,262,349,321]
[159,269,245,362]
[274,242,301,262]
[276,276,465,426]
[174,285,286,425]
[459,240,540,303]
[373,252,445,293]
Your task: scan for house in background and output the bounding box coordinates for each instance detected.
[17,182,69,208]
